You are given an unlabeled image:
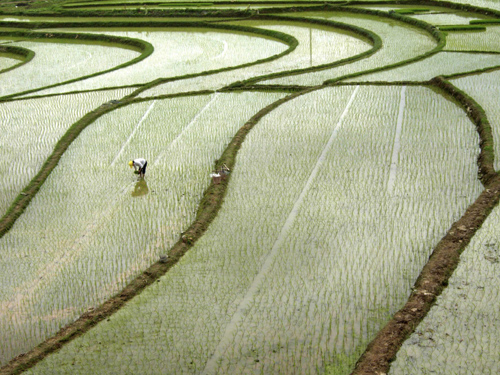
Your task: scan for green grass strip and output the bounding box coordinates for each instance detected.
[439,62,500,81]
[470,19,500,25]
[0,44,34,74]
[351,78,500,374]
[439,24,486,31]
[433,76,496,185]
[224,14,382,88]
[0,86,318,375]
[0,30,153,100]
[393,8,430,15]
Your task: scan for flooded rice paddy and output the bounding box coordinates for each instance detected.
[1,1,500,374]
[18,86,482,374]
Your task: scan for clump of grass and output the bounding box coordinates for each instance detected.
[393,8,430,15]
[439,25,486,31]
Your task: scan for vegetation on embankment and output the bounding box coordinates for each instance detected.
[0,44,34,73]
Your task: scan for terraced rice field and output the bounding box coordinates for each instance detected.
[1,1,500,375]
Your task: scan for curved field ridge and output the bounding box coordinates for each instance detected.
[19,22,298,96]
[389,193,500,374]
[135,16,377,97]
[262,8,442,86]
[0,45,34,74]
[453,70,500,171]
[0,30,153,99]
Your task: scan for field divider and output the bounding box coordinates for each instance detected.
[351,77,500,374]
[0,86,321,375]
[0,45,34,74]
[202,85,359,374]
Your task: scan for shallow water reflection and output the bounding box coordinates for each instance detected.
[131,179,149,197]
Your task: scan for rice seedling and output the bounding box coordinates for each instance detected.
[0,40,140,98]
[389,201,500,375]
[35,28,289,96]
[0,89,134,217]
[348,52,500,82]
[0,91,285,366]
[453,70,500,171]
[21,86,482,374]
[262,11,437,86]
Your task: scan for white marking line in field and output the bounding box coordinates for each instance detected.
[110,100,157,167]
[388,86,406,194]
[214,40,228,60]
[202,86,360,374]
[153,93,219,166]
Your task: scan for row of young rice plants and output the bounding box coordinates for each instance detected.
[348,52,500,82]
[452,70,500,171]
[0,39,140,98]
[0,89,135,217]
[0,91,285,366]
[34,27,289,96]
[22,85,483,375]
[444,25,500,52]
[262,11,437,86]
[389,199,500,374]
[138,18,373,97]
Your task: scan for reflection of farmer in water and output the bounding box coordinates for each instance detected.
[132,179,149,197]
[129,158,147,178]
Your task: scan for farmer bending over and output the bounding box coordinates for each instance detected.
[129,158,147,178]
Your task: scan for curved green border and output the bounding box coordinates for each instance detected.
[0,45,35,74]
[0,21,298,100]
